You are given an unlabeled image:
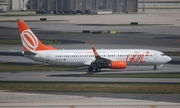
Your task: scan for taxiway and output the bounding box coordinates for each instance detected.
[0,10,180,107]
[0,90,180,108]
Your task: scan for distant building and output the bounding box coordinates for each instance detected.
[0,0,28,10]
[28,0,138,13]
[2,0,180,12]
[0,0,138,13]
[10,0,28,10]
[0,0,8,10]
[139,0,180,9]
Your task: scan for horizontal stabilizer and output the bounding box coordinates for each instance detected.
[0,51,23,56]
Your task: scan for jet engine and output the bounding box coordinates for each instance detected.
[110,61,126,69]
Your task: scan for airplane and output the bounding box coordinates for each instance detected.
[17,19,172,72]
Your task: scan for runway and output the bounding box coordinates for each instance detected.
[0,90,180,108]
[0,70,180,83]
[0,12,180,107]
[0,44,180,83]
[0,55,180,83]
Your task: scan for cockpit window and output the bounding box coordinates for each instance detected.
[161,54,165,56]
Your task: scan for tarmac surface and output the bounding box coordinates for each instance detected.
[0,10,180,107]
[0,67,180,83]
[1,9,180,26]
[0,90,180,108]
[0,45,180,83]
[0,28,180,48]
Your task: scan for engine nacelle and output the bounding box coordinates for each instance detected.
[110,61,126,69]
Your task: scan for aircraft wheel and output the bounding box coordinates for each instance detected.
[88,66,94,72]
[95,67,101,72]
[154,65,157,70]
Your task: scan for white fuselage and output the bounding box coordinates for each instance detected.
[17,20,172,70]
[24,49,172,67]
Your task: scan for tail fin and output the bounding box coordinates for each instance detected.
[17,19,56,52]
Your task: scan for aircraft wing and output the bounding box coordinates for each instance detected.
[91,47,111,66]
[89,47,126,70]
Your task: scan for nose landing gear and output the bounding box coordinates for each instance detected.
[154,65,157,70]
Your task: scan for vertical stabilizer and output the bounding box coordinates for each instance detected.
[17,19,56,52]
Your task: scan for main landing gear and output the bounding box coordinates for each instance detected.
[154,65,157,70]
[88,66,101,72]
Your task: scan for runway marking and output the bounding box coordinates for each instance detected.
[69,105,76,108]
[88,96,93,98]
[150,105,157,108]
[76,66,88,69]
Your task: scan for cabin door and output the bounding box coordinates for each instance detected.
[154,53,157,60]
[46,53,50,62]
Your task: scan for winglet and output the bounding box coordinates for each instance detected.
[92,47,100,58]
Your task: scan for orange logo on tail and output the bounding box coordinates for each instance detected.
[17,19,57,51]
[21,29,39,52]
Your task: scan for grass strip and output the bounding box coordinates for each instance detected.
[0,64,74,72]
[80,73,180,78]
[164,52,180,56]
[0,39,59,45]
[0,82,180,94]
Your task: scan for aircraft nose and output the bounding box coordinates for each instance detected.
[166,56,172,62]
